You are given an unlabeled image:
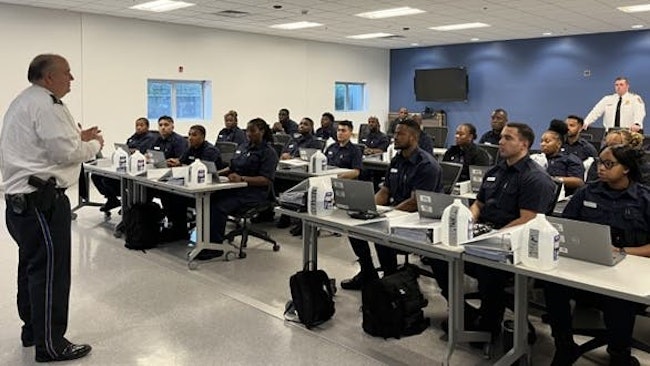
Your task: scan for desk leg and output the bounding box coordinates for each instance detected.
[446,257,463,366]
[493,273,528,366]
[302,220,318,270]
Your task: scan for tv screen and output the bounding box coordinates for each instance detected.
[414,68,468,102]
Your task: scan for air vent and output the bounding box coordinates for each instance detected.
[382,35,405,39]
[213,10,250,18]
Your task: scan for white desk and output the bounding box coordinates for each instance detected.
[84,162,246,268]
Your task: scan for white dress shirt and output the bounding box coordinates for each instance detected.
[0,85,100,194]
[584,92,646,130]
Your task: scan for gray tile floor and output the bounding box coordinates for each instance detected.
[1,187,648,365]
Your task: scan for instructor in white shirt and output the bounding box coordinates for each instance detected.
[583,76,645,132]
[0,54,103,362]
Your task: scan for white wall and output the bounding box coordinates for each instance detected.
[0,3,389,149]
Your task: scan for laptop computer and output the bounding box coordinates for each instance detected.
[331,178,392,219]
[547,217,625,266]
[299,148,319,161]
[146,149,167,168]
[114,143,131,154]
[415,190,469,220]
[469,165,492,193]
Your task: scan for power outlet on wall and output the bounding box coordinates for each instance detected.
[583,69,591,77]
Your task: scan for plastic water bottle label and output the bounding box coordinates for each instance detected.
[197,169,206,183]
[528,228,539,259]
[449,206,458,246]
[553,234,560,261]
[137,159,145,171]
[324,191,333,209]
[117,156,127,173]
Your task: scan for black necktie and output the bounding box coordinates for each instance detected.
[614,96,622,128]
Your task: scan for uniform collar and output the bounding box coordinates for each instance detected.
[398,147,423,165]
[591,181,639,200]
[499,154,530,172]
[49,94,63,105]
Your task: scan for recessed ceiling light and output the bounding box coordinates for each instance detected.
[542,32,553,36]
[429,22,490,31]
[346,32,395,40]
[270,21,323,30]
[632,24,645,29]
[618,4,650,13]
[356,7,426,19]
[410,42,419,46]
[130,0,195,12]
[470,38,480,41]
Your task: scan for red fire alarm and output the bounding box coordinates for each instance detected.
[178,66,184,73]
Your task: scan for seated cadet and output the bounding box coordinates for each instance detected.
[196,118,279,260]
[562,115,598,161]
[442,123,491,182]
[280,117,322,160]
[479,108,508,145]
[359,116,390,155]
[92,117,156,211]
[387,107,408,136]
[272,108,299,135]
[429,122,556,341]
[412,114,435,155]
[585,129,645,182]
[216,110,246,146]
[341,120,443,290]
[545,144,650,366]
[150,115,189,165]
[538,119,584,196]
[315,112,337,142]
[160,125,223,242]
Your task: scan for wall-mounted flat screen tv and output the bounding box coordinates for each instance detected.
[414,67,468,102]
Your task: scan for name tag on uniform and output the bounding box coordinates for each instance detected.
[583,201,597,208]
[327,151,333,155]
[153,146,161,151]
[390,168,398,173]
[235,150,241,154]
[288,144,294,149]
[486,176,496,182]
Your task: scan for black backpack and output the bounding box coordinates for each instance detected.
[123,202,163,250]
[285,264,335,329]
[362,264,430,339]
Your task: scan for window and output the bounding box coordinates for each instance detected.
[147,79,211,121]
[335,82,366,111]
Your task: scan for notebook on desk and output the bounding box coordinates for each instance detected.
[415,190,469,220]
[547,217,625,266]
[146,149,167,168]
[331,178,392,220]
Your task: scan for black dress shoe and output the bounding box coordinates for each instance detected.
[340,273,363,290]
[36,343,92,362]
[290,224,302,237]
[22,337,34,347]
[99,198,121,212]
[196,249,224,260]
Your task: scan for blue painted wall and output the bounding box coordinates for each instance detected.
[390,30,650,148]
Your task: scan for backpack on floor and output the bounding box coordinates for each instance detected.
[123,202,163,250]
[362,264,430,339]
[285,263,335,329]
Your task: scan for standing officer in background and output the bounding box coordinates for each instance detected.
[0,54,103,362]
[584,76,645,132]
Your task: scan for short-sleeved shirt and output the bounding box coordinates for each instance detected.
[282,133,322,157]
[180,141,223,169]
[216,127,247,146]
[360,131,390,152]
[479,130,502,145]
[150,132,188,159]
[281,119,299,135]
[562,138,598,161]
[546,152,585,195]
[325,141,363,170]
[384,148,443,206]
[443,143,491,181]
[563,181,650,247]
[230,141,279,199]
[315,125,337,142]
[418,133,435,155]
[126,132,157,154]
[477,156,556,229]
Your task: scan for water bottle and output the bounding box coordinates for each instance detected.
[113,148,128,173]
[520,213,560,270]
[440,199,474,246]
[309,150,327,174]
[188,159,208,187]
[307,177,334,216]
[129,150,147,176]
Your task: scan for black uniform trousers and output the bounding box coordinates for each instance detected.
[349,238,398,282]
[6,191,72,359]
[90,174,120,200]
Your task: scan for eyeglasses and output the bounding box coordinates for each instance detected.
[595,157,620,170]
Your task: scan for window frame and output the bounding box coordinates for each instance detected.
[147,79,212,122]
[335,81,367,112]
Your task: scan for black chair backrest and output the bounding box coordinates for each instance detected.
[358,123,370,139]
[272,142,284,158]
[477,144,500,165]
[423,126,448,148]
[580,132,593,141]
[312,139,326,151]
[546,180,564,215]
[440,162,463,194]
[215,141,238,166]
[273,133,291,145]
[587,127,606,144]
[475,146,492,166]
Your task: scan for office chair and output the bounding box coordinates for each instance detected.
[358,123,370,140]
[272,133,291,145]
[440,162,463,195]
[223,185,280,259]
[215,141,237,167]
[272,142,285,158]
[423,126,449,148]
[311,139,326,151]
[477,144,500,165]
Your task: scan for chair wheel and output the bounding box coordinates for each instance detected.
[273,244,280,252]
[225,251,236,261]
[239,252,247,259]
[104,211,112,218]
[71,213,78,221]
[188,261,198,270]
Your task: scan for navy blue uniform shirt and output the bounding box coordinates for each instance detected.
[282,133,322,157]
[280,119,299,135]
[562,137,598,161]
[546,152,585,195]
[315,125,337,142]
[384,148,443,206]
[216,127,247,146]
[180,141,224,169]
[477,156,556,228]
[151,132,188,159]
[360,131,390,152]
[443,143,491,181]
[479,130,501,145]
[418,133,435,155]
[126,131,157,153]
[325,141,363,170]
[230,141,279,199]
[563,181,650,247]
